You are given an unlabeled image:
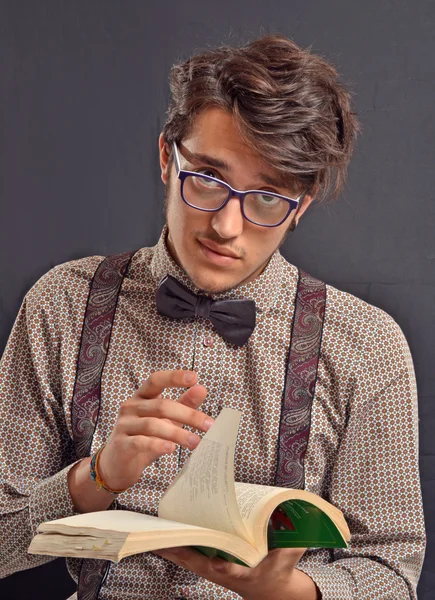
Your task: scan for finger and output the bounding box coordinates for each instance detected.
[169,385,210,429]
[126,434,176,457]
[123,417,203,450]
[137,370,197,399]
[271,546,307,567]
[155,547,249,585]
[135,398,213,433]
[177,384,208,410]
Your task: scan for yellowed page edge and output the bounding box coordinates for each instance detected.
[29,523,262,567]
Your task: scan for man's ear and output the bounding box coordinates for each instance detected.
[159,133,170,184]
[294,189,317,225]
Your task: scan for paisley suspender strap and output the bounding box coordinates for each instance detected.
[70,250,137,600]
[71,251,137,458]
[77,559,112,600]
[275,268,326,489]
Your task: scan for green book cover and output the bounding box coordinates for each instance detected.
[267,499,347,549]
[193,499,346,565]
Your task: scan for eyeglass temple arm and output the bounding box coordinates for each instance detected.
[172,141,182,174]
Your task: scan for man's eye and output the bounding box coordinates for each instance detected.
[197,168,219,179]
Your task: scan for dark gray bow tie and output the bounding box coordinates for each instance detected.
[156,275,256,347]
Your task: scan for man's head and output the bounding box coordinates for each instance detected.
[159,34,360,293]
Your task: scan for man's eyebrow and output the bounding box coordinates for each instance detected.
[181,146,289,190]
[185,149,229,171]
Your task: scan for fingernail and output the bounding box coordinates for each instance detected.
[185,372,196,384]
[163,442,174,453]
[187,434,199,449]
[203,418,214,431]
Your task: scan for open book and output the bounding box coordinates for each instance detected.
[28,408,350,567]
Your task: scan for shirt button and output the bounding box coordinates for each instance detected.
[203,336,214,347]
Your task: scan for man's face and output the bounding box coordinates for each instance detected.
[159,107,314,293]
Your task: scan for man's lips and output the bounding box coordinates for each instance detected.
[198,239,241,259]
[197,240,241,267]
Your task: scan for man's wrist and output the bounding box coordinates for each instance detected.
[68,457,117,513]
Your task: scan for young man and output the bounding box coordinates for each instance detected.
[0,35,425,599]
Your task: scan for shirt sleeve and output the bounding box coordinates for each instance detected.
[0,265,113,578]
[298,313,426,599]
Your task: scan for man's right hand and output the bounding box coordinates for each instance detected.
[98,370,211,492]
[68,370,211,513]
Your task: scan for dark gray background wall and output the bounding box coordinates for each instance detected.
[0,2,433,599]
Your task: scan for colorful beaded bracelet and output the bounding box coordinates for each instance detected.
[89,445,128,495]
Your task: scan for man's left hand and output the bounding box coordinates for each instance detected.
[154,546,320,600]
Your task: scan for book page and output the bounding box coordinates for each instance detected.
[235,481,283,548]
[236,481,281,521]
[158,408,252,543]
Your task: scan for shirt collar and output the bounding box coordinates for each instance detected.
[150,225,296,314]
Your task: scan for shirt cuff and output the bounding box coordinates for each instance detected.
[28,460,82,535]
[297,564,355,600]
[28,460,117,536]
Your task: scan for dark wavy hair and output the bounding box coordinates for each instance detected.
[162,34,361,202]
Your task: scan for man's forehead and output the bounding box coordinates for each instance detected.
[183,109,295,190]
[181,143,290,190]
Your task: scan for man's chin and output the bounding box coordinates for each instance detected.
[186,268,242,294]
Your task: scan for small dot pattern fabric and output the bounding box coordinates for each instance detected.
[0,226,426,599]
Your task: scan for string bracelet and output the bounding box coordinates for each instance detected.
[89,445,129,495]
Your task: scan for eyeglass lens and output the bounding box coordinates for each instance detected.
[182,173,291,226]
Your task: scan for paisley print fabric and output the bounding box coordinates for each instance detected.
[275,270,326,489]
[72,251,137,459]
[77,559,110,600]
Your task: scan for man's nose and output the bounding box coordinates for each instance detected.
[210,196,244,239]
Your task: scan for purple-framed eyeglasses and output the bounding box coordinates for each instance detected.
[172,142,304,228]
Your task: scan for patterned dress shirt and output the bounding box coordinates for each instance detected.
[0,226,426,599]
